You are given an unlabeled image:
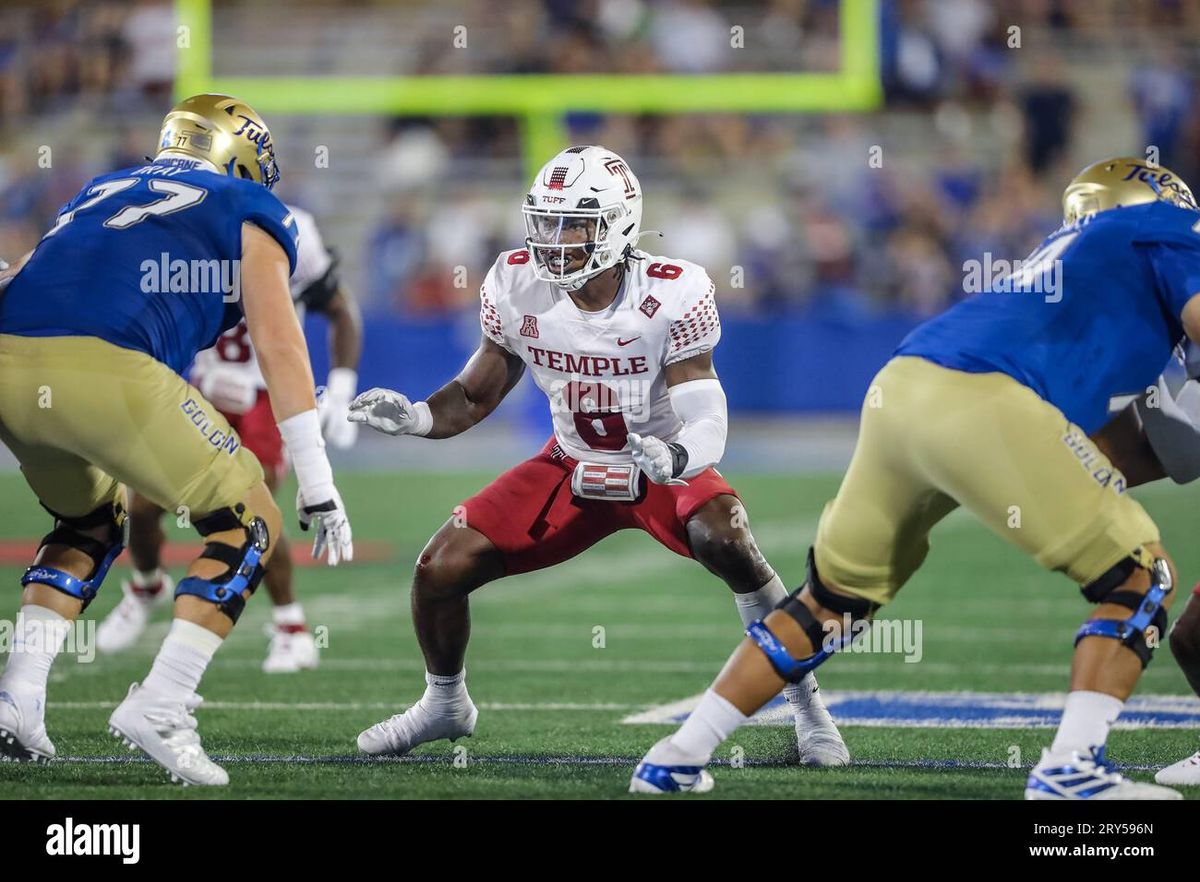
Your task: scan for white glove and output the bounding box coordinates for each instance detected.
[196,363,258,415]
[295,484,354,566]
[318,367,359,449]
[347,387,432,436]
[278,409,353,566]
[627,432,687,486]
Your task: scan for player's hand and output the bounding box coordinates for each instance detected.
[296,484,354,566]
[196,364,257,415]
[347,388,421,435]
[318,368,359,449]
[628,433,688,486]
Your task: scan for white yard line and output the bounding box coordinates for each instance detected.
[48,699,642,712]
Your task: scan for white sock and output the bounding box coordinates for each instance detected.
[142,619,223,700]
[131,568,167,597]
[421,669,469,714]
[732,575,818,709]
[787,671,822,709]
[670,688,746,762]
[132,568,163,586]
[732,574,787,628]
[272,602,306,628]
[1050,690,1124,755]
[0,605,72,693]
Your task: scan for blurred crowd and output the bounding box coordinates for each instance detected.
[3,0,1200,318]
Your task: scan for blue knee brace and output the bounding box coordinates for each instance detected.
[174,513,269,623]
[1075,556,1172,668]
[746,620,841,682]
[21,503,127,610]
[746,550,876,682]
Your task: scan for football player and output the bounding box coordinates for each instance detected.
[0,94,353,785]
[95,204,362,673]
[1091,343,1200,786]
[348,145,847,765]
[630,157,1200,799]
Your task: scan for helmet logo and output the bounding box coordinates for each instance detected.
[603,158,636,199]
[232,115,272,154]
[548,167,569,190]
[1119,163,1197,208]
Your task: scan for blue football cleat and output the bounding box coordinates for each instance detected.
[1025,745,1181,800]
[629,737,715,794]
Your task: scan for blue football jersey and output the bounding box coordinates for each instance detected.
[0,158,299,375]
[897,201,1200,434]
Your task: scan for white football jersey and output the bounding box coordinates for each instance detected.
[481,248,721,464]
[191,204,333,388]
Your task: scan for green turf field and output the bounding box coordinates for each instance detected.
[0,469,1197,799]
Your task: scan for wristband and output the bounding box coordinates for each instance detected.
[667,442,689,478]
[412,400,433,437]
[278,409,334,500]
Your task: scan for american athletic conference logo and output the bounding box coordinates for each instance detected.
[520,315,539,338]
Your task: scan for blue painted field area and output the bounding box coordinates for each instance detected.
[625,691,1200,730]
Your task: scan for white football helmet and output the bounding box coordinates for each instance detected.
[522,145,643,290]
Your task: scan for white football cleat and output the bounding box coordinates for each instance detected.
[1155,750,1200,786]
[0,682,54,764]
[357,698,478,756]
[108,682,228,786]
[1026,746,1181,800]
[629,736,715,794]
[791,684,850,767]
[262,625,319,674]
[97,575,173,654]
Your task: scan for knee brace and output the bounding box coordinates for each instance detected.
[1075,553,1172,668]
[174,507,269,624]
[746,548,879,683]
[21,498,127,610]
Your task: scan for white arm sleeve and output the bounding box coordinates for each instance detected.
[1136,376,1200,484]
[669,378,728,479]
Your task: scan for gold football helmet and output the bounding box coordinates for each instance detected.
[1063,156,1197,224]
[156,93,280,189]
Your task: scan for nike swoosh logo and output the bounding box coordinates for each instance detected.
[617,337,640,346]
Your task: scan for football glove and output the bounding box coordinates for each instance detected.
[347,388,431,436]
[628,433,688,486]
[296,485,354,567]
